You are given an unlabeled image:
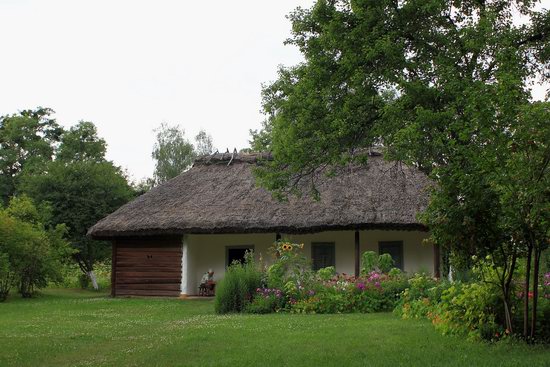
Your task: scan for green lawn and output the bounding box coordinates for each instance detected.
[0,289,548,366]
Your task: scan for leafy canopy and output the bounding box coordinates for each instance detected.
[152,123,196,185]
[253,0,550,198]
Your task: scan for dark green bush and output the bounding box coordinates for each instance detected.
[0,252,12,301]
[245,294,282,314]
[214,252,262,314]
[0,197,71,300]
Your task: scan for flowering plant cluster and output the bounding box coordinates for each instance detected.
[243,240,408,314]
[275,240,304,255]
[256,287,283,299]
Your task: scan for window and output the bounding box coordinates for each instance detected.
[226,245,254,267]
[311,242,335,271]
[379,241,404,270]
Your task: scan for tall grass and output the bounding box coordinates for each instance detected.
[214,252,262,314]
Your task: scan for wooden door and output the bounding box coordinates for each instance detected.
[114,239,182,297]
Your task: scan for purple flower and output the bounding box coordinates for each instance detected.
[308,290,315,296]
[357,282,366,291]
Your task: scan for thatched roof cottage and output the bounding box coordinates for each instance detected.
[89,152,438,297]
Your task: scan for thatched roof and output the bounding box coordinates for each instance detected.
[88,152,432,239]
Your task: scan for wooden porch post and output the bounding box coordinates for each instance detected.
[111,241,117,297]
[433,244,441,279]
[354,230,360,277]
[276,233,281,241]
[180,235,189,297]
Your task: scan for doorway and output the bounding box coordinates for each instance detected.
[226,245,254,267]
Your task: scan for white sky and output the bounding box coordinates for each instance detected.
[0,0,548,181]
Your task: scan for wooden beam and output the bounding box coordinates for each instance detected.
[275,233,281,241]
[354,230,360,277]
[433,244,441,279]
[111,241,117,297]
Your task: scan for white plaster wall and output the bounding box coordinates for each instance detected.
[284,231,356,275]
[285,230,432,274]
[182,230,433,295]
[185,233,276,295]
[360,230,432,273]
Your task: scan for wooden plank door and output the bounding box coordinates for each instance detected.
[114,239,182,297]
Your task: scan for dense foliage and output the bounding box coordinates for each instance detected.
[395,265,550,342]
[214,251,263,314]
[0,196,71,301]
[152,123,196,186]
[216,241,407,315]
[0,109,136,290]
[250,0,550,339]
[151,124,215,186]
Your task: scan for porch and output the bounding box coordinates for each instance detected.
[180,229,435,296]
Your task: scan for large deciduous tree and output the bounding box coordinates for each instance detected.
[0,195,71,300]
[152,123,196,185]
[195,129,214,156]
[20,121,134,290]
[252,0,550,338]
[0,108,63,204]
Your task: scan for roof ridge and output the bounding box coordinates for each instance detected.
[193,149,383,166]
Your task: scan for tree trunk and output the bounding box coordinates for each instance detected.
[502,250,517,333]
[530,248,541,340]
[87,270,99,291]
[524,245,532,339]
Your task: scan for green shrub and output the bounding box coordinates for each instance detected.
[214,252,262,314]
[395,279,451,319]
[245,290,285,314]
[432,282,501,340]
[378,254,394,273]
[361,251,378,274]
[317,266,335,281]
[292,289,351,314]
[57,261,111,290]
[361,251,398,275]
[290,272,408,314]
[0,197,72,300]
[0,252,12,301]
[267,240,310,289]
[388,267,403,278]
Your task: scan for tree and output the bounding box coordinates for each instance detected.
[496,102,550,339]
[195,129,214,156]
[254,0,548,192]
[252,0,550,338]
[152,123,195,185]
[0,108,62,204]
[56,121,107,163]
[20,122,134,290]
[0,196,71,300]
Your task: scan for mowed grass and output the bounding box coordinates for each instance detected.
[0,289,549,367]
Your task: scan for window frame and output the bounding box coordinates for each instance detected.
[311,242,336,271]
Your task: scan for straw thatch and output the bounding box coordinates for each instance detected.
[88,152,431,239]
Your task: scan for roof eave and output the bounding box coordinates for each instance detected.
[88,222,429,240]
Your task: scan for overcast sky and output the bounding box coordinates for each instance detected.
[0,0,548,181]
[0,0,314,181]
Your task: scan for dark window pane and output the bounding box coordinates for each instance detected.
[226,246,253,267]
[379,241,404,270]
[311,243,335,271]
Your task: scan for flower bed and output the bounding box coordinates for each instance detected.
[215,240,408,314]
